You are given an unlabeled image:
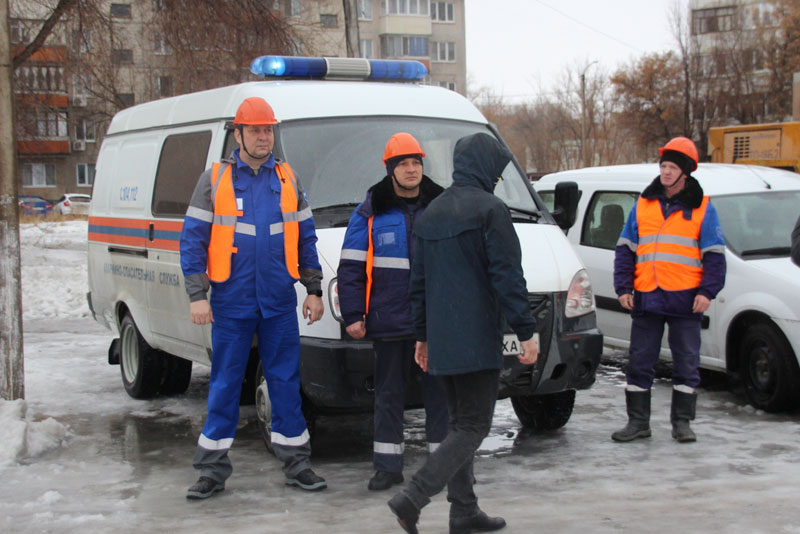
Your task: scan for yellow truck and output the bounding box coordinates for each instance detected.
[707,121,800,173]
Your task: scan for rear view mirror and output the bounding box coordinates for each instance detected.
[552,181,579,230]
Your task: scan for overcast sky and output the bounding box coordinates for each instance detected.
[464,0,689,102]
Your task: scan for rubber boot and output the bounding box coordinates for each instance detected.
[611,390,652,442]
[671,389,697,443]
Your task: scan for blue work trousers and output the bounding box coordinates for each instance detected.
[627,311,702,390]
[373,338,449,473]
[193,310,310,482]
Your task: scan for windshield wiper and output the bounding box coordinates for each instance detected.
[313,202,360,212]
[507,206,543,222]
[740,246,791,257]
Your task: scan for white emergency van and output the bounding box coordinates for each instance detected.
[536,163,800,412]
[87,56,602,442]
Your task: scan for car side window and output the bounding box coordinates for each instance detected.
[537,191,554,212]
[152,131,212,218]
[581,191,638,249]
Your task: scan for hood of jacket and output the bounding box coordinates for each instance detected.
[358,174,443,218]
[452,133,513,193]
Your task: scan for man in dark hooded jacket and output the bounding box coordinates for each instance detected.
[387,132,539,534]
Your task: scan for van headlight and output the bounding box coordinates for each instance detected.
[328,277,344,323]
[565,269,596,318]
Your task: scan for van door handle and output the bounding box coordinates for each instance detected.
[148,222,155,241]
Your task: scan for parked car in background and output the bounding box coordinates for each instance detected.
[55,193,91,215]
[19,195,53,217]
[536,163,800,413]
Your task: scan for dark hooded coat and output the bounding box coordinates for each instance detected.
[409,133,536,375]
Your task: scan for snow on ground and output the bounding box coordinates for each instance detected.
[3,221,800,533]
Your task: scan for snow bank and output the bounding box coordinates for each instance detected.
[19,220,90,320]
[0,399,69,468]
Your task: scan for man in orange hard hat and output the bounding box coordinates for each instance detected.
[180,96,326,498]
[612,136,726,443]
[337,132,448,492]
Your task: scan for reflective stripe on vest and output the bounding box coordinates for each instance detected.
[634,195,709,292]
[206,161,301,282]
[366,216,375,314]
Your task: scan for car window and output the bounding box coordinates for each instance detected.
[152,130,212,218]
[712,190,800,258]
[581,191,638,249]
[538,191,554,211]
[72,196,91,203]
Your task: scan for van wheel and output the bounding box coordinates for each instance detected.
[740,322,800,412]
[160,354,192,395]
[254,360,274,454]
[119,314,161,399]
[510,390,575,431]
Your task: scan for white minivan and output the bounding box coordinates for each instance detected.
[87,56,603,441]
[536,163,800,412]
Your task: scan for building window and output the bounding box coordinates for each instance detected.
[381,35,428,58]
[279,0,301,17]
[321,14,338,27]
[358,0,373,20]
[431,2,454,22]
[115,93,135,108]
[75,119,96,142]
[360,39,374,59]
[692,6,736,35]
[19,109,68,138]
[110,3,132,18]
[156,75,172,97]
[382,0,428,16]
[77,163,96,187]
[112,49,134,65]
[10,19,38,44]
[73,74,91,97]
[437,81,456,91]
[71,29,92,53]
[153,34,171,55]
[152,0,168,11]
[431,41,455,62]
[23,163,56,187]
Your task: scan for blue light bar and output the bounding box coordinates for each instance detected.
[250,55,428,81]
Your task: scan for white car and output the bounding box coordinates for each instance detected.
[536,163,800,412]
[55,193,91,215]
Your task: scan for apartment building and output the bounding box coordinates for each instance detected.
[11,0,467,202]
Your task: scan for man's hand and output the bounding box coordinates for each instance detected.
[190,300,213,325]
[346,320,366,339]
[415,341,429,372]
[619,293,634,311]
[303,295,324,325]
[693,294,711,314]
[518,337,539,365]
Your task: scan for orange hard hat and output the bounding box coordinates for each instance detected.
[658,137,698,171]
[382,132,425,164]
[234,97,278,126]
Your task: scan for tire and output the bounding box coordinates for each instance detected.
[739,322,800,412]
[254,360,275,454]
[253,360,316,454]
[511,390,576,431]
[160,354,192,395]
[119,314,162,399]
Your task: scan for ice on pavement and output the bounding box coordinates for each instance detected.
[3,220,800,534]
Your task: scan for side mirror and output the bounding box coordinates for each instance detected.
[551,181,579,230]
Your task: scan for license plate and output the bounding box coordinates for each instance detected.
[503,332,539,356]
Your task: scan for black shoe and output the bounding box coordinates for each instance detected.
[388,493,419,534]
[449,510,507,534]
[368,471,404,491]
[186,476,225,500]
[285,468,327,491]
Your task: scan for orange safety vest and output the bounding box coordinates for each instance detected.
[634,195,709,292]
[365,216,375,314]
[206,161,301,282]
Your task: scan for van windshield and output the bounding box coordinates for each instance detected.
[712,190,800,258]
[277,117,540,228]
